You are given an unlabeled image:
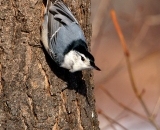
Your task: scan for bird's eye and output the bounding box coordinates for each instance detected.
[81,56,85,61]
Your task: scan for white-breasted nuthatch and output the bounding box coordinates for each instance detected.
[41,0,100,72]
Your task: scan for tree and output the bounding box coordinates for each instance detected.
[0,0,100,129]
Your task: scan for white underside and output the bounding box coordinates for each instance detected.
[61,50,92,72]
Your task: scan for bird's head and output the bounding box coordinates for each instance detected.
[61,50,100,72]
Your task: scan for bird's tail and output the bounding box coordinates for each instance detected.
[41,0,60,51]
[41,0,78,52]
[49,0,78,26]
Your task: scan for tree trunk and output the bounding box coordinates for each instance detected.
[0,0,99,130]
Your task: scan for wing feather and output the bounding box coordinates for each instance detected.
[49,0,78,25]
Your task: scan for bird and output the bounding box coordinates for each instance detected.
[41,0,100,72]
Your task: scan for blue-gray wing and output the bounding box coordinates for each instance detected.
[48,1,87,65]
[49,0,78,25]
[48,4,60,60]
[49,22,86,65]
[48,8,60,40]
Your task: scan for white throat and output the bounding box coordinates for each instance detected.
[61,50,92,72]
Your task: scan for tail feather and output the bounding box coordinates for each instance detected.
[48,6,60,39]
[49,0,78,25]
[41,0,79,54]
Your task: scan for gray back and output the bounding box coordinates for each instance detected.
[49,22,86,65]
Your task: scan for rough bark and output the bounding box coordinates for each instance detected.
[0,0,99,130]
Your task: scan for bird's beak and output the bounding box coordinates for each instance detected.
[94,65,101,71]
[92,63,101,71]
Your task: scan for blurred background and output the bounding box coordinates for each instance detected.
[91,0,160,130]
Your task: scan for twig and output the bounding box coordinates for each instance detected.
[134,14,160,45]
[110,10,129,56]
[92,0,110,39]
[95,57,124,86]
[100,86,148,121]
[98,109,128,130]
[151,96,160,118]
[92,0,111,54]
[133,20,149,45]
[101,115,117,130]
[102,109,127,129]
[110,9,160,130]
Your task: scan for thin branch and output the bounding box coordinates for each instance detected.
[110,10,129,56]
[134,14,160,45]
[97,109,128,130]
[133,20,149,45]
[92,0,110,40]
[110,9,160,130]
[102,116,117,130]
[100,86,148,121]
[151,96,160,118]
[95,57,124,86]
[103,110,129,130]
[92,0,111,54]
